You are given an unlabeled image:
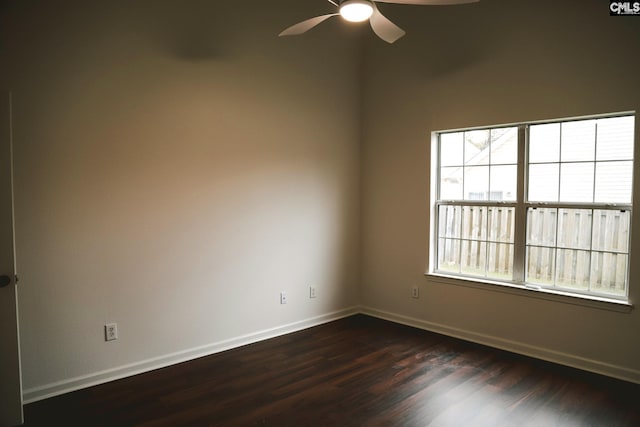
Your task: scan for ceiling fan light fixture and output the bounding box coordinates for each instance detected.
[339,0,374,23]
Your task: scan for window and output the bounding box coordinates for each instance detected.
[432,114,635,301]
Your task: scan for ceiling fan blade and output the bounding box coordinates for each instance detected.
[369,5,406,43]
[326,0,339,5]
[374,0,479,5]
[279,14,339,37]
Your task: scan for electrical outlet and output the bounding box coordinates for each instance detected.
[280,292,288,304]
[309,286,317,299]
[105,323,118,341]
[411,286,419,299]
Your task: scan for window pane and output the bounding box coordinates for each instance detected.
[461,206,487,240]
[561,120,596,162]
[487,243,513,280]
[590,252,627,296]
[438,238,461,273]
[490,127,518,164]
[596,116,635,161]
[557,209,592,250]
[438,205,462,238]
[529,123,560,163]
[555,249,591,290]
[490,165,516,201]
[526,246,555,285]
[594,161,633,204]
[527,208,557,246]
[488,207,515,243]
[530,123,560,163]
[528,163,559,202]
[440,132,464,166]
[440,167,463,200]
[465,130,490,166]
[592,210,630,252]
[559,162,594,203]
[464,166,489,200]
[460,240,486,276]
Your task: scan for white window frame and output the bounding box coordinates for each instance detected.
[428,112,635,310]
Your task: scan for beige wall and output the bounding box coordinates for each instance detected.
[1,0,361,398]
[360,0,640,381]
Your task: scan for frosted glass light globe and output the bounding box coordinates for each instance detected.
[340,0,374,23]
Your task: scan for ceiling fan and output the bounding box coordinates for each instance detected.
[279,0,479,44]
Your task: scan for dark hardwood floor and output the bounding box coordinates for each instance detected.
[23,315,640,426]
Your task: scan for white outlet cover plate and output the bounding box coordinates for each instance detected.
[105,323,118,341]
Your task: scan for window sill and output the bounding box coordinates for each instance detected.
[425,273,634,314]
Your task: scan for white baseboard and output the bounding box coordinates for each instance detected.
[23,304,639,403]
[22,306,359,404]
[360,306,640,385]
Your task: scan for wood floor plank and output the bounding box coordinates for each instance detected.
[23,315,640,426]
